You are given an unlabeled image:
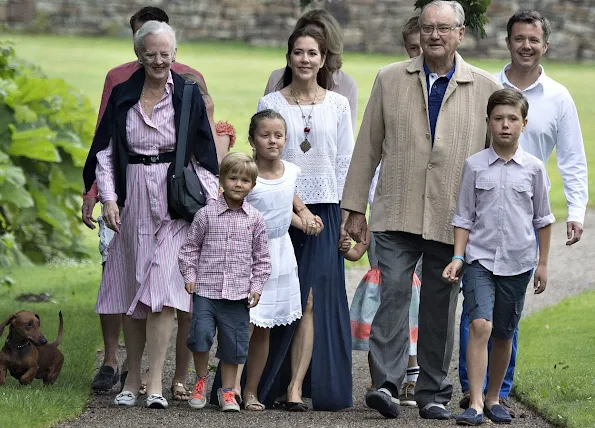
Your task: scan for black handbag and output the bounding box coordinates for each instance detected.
[167,81,207,222]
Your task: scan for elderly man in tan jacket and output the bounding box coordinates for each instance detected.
[341,0,501,420]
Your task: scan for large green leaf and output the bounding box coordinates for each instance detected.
[0,179,34,208]
[8,124,61,162]
[13,104,38,123]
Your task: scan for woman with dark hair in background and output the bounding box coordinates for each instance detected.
[264,9,358,129]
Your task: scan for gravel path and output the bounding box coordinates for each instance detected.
[58,210,595,428]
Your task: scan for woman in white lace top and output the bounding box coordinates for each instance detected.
[255,26,354,411]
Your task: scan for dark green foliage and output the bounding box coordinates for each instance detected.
[414,0,491,37]
[300,0,314,9]
[0,41,94,266]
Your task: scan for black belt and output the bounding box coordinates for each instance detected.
[128,152,175,165]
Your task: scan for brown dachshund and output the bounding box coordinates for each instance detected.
[0,311,64,386]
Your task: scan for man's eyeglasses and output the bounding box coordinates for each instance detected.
[420,25,461,35]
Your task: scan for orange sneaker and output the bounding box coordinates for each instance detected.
[188,376,207,409]
[218,388,240,412]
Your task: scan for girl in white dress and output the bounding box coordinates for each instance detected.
[234,110,323,410]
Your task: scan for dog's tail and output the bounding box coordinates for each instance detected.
[52,311,63,347]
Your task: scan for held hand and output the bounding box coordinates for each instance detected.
[533,265,547,294]
[103,201,121,233]
[247,292,261,308]
[299,211,320,236]
[185,283,195,294]
[566,221,583,246]
[344,212,368,245]
[338,235,352,253]
[313,215,324,235]
[81,197,98,229]
[442,259,463,283]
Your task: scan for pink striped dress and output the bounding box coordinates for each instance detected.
[95,73,219,319]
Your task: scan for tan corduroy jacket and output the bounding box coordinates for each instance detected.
[341,53,502,245]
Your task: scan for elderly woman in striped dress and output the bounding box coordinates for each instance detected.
[82,21,219,409]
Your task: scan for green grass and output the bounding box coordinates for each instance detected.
[515,291,595,427]
[0,262,102,428]
[4,33,594,220]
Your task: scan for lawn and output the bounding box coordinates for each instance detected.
[515,291,595,427]
[3,33,594,220]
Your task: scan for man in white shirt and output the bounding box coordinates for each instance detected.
[458,9,589,412]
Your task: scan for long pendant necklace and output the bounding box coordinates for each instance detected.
[291,86,318,153]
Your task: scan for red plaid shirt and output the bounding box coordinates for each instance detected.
[179,195,271,299]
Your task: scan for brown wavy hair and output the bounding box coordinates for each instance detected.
[294,9,344,72]
[282,27,334,90]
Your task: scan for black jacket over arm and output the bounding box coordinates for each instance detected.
[82,68,219,207]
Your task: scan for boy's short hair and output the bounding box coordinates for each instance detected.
[402,16,420,42]
[487,88,529,119]
[219,153,258,186]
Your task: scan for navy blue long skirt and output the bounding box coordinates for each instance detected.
[260,203,352,410]
[209,203,352,411]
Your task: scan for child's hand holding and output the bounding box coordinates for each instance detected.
[185,282,195,294]
[338,235,352,253]
[442,259,463,283]
[533,264,547,294]
[248,292,261,308]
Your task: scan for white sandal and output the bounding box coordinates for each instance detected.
[114,390,137,406]
[146,394,168,409]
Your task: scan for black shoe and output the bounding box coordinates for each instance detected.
[484,403,512,424]
[419,403,451,420]
[91,365,119,392]
[456,408,485,425]
[365,389,401,419]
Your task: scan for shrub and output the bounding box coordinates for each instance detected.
[0,41,94,267]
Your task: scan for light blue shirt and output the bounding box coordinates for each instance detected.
[453,146,555,276]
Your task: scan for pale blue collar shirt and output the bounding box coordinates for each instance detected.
[453,146,555,276]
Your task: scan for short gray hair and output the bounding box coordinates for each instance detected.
[420,1,465,27]
[133,20,176,55]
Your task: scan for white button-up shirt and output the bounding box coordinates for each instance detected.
[496,64,588,224]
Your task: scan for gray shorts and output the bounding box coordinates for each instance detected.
[462,261,532,339]
[187,295,250,364]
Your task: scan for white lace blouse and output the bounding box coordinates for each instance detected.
[257,90,354,205]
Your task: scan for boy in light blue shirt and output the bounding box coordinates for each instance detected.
[443,88,554,425]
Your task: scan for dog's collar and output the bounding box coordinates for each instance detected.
[5,337,31,350]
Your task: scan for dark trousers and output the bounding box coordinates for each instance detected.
[370,231,459,407]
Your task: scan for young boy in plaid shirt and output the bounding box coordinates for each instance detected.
[179,152,271,412]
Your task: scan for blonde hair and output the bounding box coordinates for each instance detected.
[219,152,258,186]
